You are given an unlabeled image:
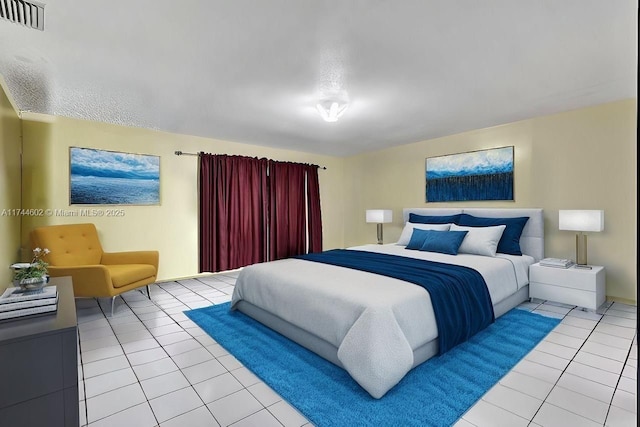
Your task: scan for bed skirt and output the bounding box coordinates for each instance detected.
[235,285,529,386]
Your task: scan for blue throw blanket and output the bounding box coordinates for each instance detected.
[296,249,495,354]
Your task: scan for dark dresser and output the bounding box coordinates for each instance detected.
[0,277,78,427]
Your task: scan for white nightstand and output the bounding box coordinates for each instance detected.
[529,263,605,311]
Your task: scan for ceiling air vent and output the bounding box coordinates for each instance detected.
[0,0,44,31]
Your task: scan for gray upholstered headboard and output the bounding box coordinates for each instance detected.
[402,208,544,261]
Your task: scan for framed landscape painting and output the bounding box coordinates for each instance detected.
[425,146,514,202]
[70,147,160,205]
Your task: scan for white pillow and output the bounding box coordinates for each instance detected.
[450,224,506,257]
[397,223,451,246]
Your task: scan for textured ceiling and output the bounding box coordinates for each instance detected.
[0,0,637,156]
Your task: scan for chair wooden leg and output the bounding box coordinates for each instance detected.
[146,285,151,300]
[111,296,116,317]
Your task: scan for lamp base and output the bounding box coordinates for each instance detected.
[377,223,384,245]
[575,233,588,266]
[574,264,593,270]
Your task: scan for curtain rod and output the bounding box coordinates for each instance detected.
[174,151,327,170]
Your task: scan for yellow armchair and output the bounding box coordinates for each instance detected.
[30,223,159,315]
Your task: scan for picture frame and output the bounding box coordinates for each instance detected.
[425,146,514,202]
[69,147,160,205]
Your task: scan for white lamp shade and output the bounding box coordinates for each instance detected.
[366,209,393,223]
[559,210,604,232]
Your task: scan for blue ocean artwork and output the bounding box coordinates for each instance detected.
[70,147,160,205]
[426,146,513,202]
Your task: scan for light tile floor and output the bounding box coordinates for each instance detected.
[76,272,637,426]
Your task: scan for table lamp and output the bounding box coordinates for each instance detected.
[366,210,393,244]
[558,210,604,269]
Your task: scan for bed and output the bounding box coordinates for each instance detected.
[231,208,544,398]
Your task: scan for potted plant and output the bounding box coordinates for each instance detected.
[13,248,50,290]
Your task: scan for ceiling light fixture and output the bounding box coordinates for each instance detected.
[316,100,348,122]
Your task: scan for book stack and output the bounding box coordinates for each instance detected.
[0,286,58,321]
[539,258,574,269]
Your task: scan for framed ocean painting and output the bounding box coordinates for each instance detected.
[70,147,160,205]
[425,146,514,202]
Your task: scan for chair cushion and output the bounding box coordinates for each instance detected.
[105,264,156,288]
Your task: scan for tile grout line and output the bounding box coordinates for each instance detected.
[79,296,127,426]
[170,277,263,426]
[529,304,605,425]
[79,284,219,426]
[516,307,577,424]
[471,300,621,426]
[81,283,634,427]
[465,302,548,425]
[528,302,637,426]
[472,303,550,424]
[84,290,180,425]
[121,285,208,427]
[122,282,225,427]
[83,292,158,426]
[601,329,638,424]
[500,301,576,425]
[240,381,287,427]
[77,327,89,426]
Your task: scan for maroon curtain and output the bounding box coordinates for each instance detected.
[268,160,307,261]
[199,154,268,272]
[305,164,323,253]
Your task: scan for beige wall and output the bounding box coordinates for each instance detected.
[7,80,637,303]
[0,78,22,288]
[344,99,637,303]
[19,115,345,281]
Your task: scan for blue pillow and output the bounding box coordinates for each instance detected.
[406,229,434,250]
[409,213,462,225]
[419,230,468,255]
[458,214,529,255]
[405,229,468,255]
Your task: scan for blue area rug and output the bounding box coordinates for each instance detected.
[185,303,560,427]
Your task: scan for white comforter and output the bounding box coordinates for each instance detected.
[231,244,532,398]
